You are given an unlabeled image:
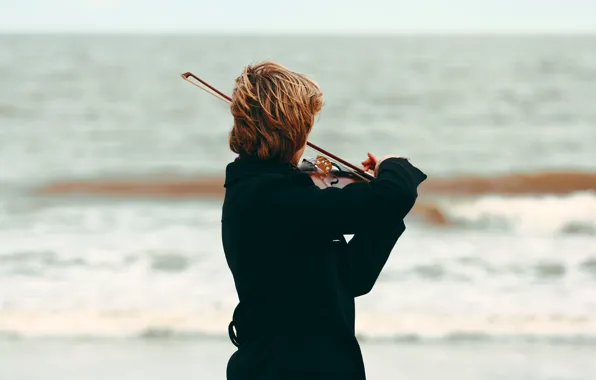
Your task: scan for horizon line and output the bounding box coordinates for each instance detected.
[1,30,596,36]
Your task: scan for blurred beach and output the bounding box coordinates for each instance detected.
[1,35,596,379]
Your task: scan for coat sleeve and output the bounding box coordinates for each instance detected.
[346,220,406,297]
[268,157,427,235]
[343,159,426,297]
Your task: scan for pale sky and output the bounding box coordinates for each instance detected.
[1,0,595,33]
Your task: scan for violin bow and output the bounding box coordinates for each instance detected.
[181,72,374,181]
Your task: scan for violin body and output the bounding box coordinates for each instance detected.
[299,157,366,189]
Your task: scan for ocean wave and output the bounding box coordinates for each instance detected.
[2,311,596,344]
[33,172,596,233]
[7,330,594,345]
[436,192,596,234]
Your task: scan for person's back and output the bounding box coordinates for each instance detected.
[221,62,427,380]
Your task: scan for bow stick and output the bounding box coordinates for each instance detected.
[181,72,374,181]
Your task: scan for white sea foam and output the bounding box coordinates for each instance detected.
[2,310,596,342]
[2,191,596,343]
[439,192,596,234]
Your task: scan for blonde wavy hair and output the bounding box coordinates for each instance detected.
[229,61,323,162]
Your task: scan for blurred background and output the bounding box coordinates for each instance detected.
[1,1,596,379]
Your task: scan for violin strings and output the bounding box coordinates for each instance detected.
[324,155,371,182]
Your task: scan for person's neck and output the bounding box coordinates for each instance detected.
[291,151,304,166]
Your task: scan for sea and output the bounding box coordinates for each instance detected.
[1,34,596,380]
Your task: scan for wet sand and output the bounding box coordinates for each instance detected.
[2,339,595,380]
[38,171,596,198]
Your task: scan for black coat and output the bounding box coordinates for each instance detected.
[221,156,427,380]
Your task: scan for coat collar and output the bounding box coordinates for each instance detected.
[224,156,313,188]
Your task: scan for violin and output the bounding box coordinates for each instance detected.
[299,156,371,189]
[180,72,375,189]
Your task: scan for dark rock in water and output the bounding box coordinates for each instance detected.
[579,258,596,277]
[139,327,176,339]
[413,263,445,279]
[560,222,595,235]
[150,253,190,273]
[533,261,566,279]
